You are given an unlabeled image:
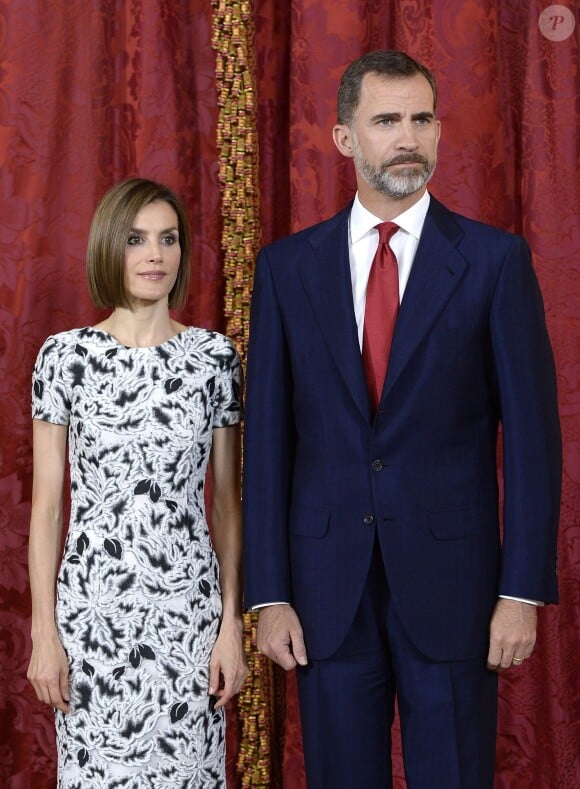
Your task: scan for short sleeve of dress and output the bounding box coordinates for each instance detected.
[31,335,71,425]
[212,337,243,428]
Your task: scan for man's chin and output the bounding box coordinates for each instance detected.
[379,177,428,199]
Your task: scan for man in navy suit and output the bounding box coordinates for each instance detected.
[242,50,561,788]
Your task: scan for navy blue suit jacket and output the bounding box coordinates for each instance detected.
[242,197,561,662]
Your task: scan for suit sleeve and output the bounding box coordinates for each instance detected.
[242,248,296,609]
[490,235,561,603]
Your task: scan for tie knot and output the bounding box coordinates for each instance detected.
[376,222,399,245]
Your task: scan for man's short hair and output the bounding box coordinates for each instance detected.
[337,50,438,126]
[86,178,192,310]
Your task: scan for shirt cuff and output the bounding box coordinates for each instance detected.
[250,601,290,611]
[499,595,544,606]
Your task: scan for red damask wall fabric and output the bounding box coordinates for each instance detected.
[0,3,232,786]
[254,2,579,787]
[1,1,578,788]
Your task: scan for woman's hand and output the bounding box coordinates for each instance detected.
[27,632,70,713]
[208,617,248,709]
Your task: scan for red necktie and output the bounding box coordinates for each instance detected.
[362,222,400,413]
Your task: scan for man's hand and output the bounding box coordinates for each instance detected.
[257,605,308,670]
[486,598,537,672]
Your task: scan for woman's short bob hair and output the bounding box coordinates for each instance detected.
[87,178,192,310]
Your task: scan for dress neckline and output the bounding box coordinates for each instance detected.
[88,325,193,350]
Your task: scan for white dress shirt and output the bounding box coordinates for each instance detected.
[349,190,429,349]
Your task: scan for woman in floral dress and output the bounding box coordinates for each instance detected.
[27,178,247,788]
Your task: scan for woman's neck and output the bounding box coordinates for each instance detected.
[94,305,186,348]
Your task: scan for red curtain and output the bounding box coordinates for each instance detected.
[1,1,578,787]
[0,3,226,785]
[255,4,579,783]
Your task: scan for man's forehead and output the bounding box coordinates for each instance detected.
[355,72,435,116]
[361,71,432,97]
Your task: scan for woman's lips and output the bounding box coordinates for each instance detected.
[139,271,166,280]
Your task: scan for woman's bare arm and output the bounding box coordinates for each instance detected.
[27,419,70,712]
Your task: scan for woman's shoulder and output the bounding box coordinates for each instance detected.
[184,326,237,352]
[37,327,94,355]
[182,327,240,368]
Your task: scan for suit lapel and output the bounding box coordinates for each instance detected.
[298,207,372,420]
[382,198,468,401]
[297,198,468,418]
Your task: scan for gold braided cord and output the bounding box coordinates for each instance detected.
[211,3,279,787]
[211,0,260,356]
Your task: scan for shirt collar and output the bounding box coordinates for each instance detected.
[350,190,431,243]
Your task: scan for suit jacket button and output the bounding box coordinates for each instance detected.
[363,514,375,525]
[371,459,384,471]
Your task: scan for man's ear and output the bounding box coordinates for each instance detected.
[332,124,355,158]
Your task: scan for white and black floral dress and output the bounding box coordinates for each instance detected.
[32,326,242,789]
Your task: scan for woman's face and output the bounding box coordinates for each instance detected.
[123,200,181,308]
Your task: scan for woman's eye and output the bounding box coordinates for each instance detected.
[162,235,178,246]
[127,234,142,246]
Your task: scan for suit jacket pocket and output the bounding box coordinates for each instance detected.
[428,505,493,540]
[289,505,330,538]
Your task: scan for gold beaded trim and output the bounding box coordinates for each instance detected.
[211,0,260,355]
[211,3,280,787]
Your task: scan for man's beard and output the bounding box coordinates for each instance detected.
[353,142,436,199]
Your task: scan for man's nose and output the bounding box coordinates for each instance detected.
[395,122,419,149]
